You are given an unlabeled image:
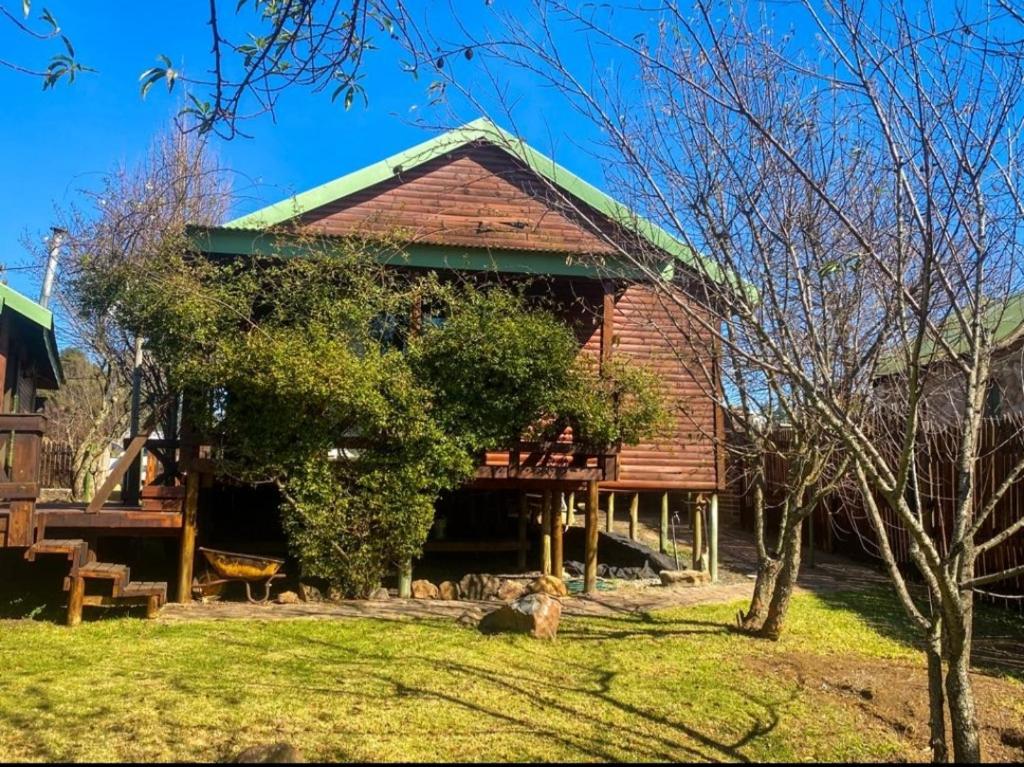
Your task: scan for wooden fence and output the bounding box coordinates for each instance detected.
[732,416,1024,608]
[39,441,73,490]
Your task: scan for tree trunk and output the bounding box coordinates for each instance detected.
[740,556,780,632]
[925,621,948,763]
[944,619,981,763]
[757,518,803,641]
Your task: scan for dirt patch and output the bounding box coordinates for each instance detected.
[746,650,1024,762]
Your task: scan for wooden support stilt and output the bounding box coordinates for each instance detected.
[541,489,552,575]
[709,493,719,583]
[693,494,705,571]
[605,492,615,533]
[584,480,598,594]
[66,575,84,627]
[629,492,639,541]
[659,491,670,554]
[175,469,199,603]
[517,492,528,571]
[398,559,412,598]
[551,493,564,579]
[567,491,576,526]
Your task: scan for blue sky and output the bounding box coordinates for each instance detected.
[0,2,625,303]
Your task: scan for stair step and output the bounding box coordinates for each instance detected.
[27,538,91,567]
[122,581,168,606]
[76,562,131,594]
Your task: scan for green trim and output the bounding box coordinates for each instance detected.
[0,283,63,389]
[191,226,676,280]
[224,117,727,286]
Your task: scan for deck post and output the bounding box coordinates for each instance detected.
[659,491,669,554]
[541,489,552,575]
[567,491,576,526]
[605,492,615,533]
[175,468,199,603]
[629,492,639,541]
[551,492,564,579]
[66,575,84,627]
[693,494,705,571]
[398,559,412,598]
[709,493,719,583]
[584,479,598,594]
[517,492,528,571]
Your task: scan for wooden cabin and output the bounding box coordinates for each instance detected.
[191,119,730,592]
[0,284,185,625]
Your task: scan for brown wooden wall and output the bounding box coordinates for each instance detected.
[299,143,619,254]
[290,141,723,492]
[0,313,38,414]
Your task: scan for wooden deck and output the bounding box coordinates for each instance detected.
[35,503,183,532]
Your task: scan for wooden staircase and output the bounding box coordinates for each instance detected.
[25,537,168,626]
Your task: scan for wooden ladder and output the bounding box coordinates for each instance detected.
[25,538,168,626]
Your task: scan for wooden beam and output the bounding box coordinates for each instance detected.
[629,492,639,541]
[693,494,705,571]
[660,491,669,555]
[86,433,149,513]
[517,491,528,571]
[584,480,598,594]
[551,492,564,580]
[175,469,199,602]
[709,493,719,583]
[541,489,552,575]
[605,491,615,533]
[601,282,615,366]
[66,575,84,627]
[567,491,576,526]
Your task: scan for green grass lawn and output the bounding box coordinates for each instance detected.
[1,590,1021,762]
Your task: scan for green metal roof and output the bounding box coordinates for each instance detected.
[876,292,1024,377]
[222,117,729,286]
[0,283,63,389]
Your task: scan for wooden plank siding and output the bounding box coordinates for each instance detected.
[287,141,721,492]
[298,143,621,254]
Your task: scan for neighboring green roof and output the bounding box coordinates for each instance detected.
[0,283,63,389]
[876,292,1024,377]
[222,117,730,286]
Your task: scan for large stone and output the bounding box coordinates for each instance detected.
[497,579,527,602]
[459,573,502,601]
[478,593,562,639]
[275,590,300,605]
[659,569,711,586]
[368,587,390,601]
[438,580,460,600]
[525,574,568,598]
[411,579,439,599]
[297,582,323,602]
[231,742,304,763]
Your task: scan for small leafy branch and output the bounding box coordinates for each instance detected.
[0,2,92,87]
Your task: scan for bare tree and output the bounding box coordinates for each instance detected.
[39,130,231,499]
[413,0,1024,760]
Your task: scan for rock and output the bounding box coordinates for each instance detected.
[659,569,710,586]
[456,608,483,627]
[327,586,343,602]
[411,579,439,599]
[478,593,562,639]
[525,574,568,598]
[438,580,460,600]
[275,590,300,605]
[297,582,323,602]
[459,573,502,601]
[231,742,304,763]
[368,587,390,601]
[497,579,527,602]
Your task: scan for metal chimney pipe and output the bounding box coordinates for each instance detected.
[39,227,66,308]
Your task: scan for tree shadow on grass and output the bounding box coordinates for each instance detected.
[811,586,1024,681]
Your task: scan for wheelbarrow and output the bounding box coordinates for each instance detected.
[193,547,286,603]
